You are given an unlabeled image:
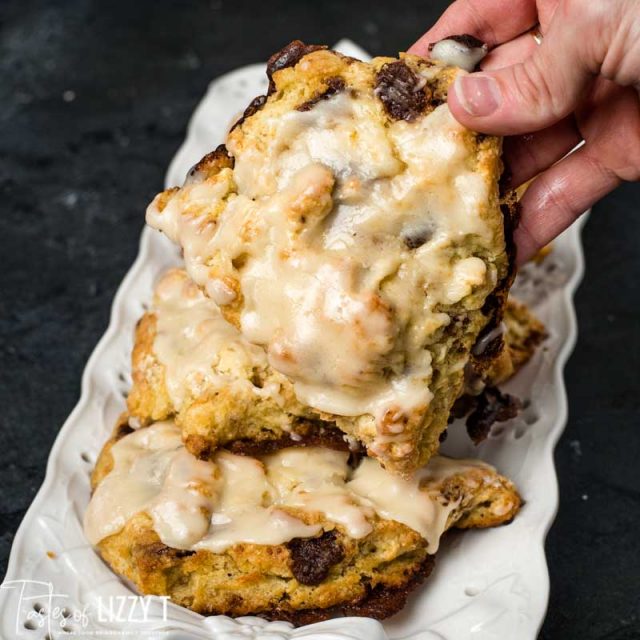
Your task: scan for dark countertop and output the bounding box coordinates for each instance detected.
[1,1,638,638]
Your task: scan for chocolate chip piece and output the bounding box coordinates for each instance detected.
[472,321,505,360]
[229,94,267,132]
[481,292,499,318]
[479,334,504,361]
[226,422,361,457]
[269,555,435,625]
[466,386,521,444]
[266,40,327,93]
[297,77,346,111]
[450,394,477,421]
[185,144,234,183]
[402,225,433,249]
[288,530,344,585]
[115,423,134,441]
[375,61,427,121]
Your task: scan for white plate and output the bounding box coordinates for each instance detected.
[0,40,586,640]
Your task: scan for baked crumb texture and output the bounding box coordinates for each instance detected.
[127,270,544,458]
[143,41,519,476]
[88,419,521,624]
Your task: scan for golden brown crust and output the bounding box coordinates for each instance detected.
[97,511,432,622]
[146,42,514,476]
[186,144,235,181]
[127,314,173,425]
[257,555,436,625]
[92,422,521,622]
[502,297,547,375]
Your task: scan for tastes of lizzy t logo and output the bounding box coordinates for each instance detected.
[0,580,169,636]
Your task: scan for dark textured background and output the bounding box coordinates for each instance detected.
[1,1,639,638]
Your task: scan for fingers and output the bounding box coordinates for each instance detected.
[577,81,640,182]
[515,145,620,263]
[479,25,583,188]
[504,117,582,188]
[448,24,593,136]
[480,31,539,71]
[409,0,538,55]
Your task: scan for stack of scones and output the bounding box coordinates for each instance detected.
[84,41,547,623]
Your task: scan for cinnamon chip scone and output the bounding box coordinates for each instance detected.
[146,41,517,475]
[84,420,521,623]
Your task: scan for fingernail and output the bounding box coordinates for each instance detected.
[454,74,502,116]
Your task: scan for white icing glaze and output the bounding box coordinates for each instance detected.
[83,421,218,549]
[151,269,275,410]
[147,85,501,452]
[347,456,490,554]
[429,39,489,72]
[195,451,320,552]
[266,447,374,538]
[85,423,497,554]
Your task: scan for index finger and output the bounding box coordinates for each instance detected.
[408,0,539,56]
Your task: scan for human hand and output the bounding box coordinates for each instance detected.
[410,0,640,263]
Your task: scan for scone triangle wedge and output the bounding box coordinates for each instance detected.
[145,41,518,476]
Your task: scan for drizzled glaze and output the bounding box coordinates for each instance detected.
[195,451,320,552]
[147,81,501,455]
[84,422,218,549]
[85,422,498,554]
[151,269,281,410]
[429,36,489,72]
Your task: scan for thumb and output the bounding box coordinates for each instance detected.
[447,27,592,135]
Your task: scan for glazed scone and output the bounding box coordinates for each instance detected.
[127,268,334,456]
[146,41,516,475]
[85,420,521,623]
[128,270,541,458]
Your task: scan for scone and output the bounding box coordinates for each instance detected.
[127,268,333,457]
[84,419,521,623]
[455,297,547,442]
[146,41,517,475]
[128,269,543,458]
[501,297,547,377]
